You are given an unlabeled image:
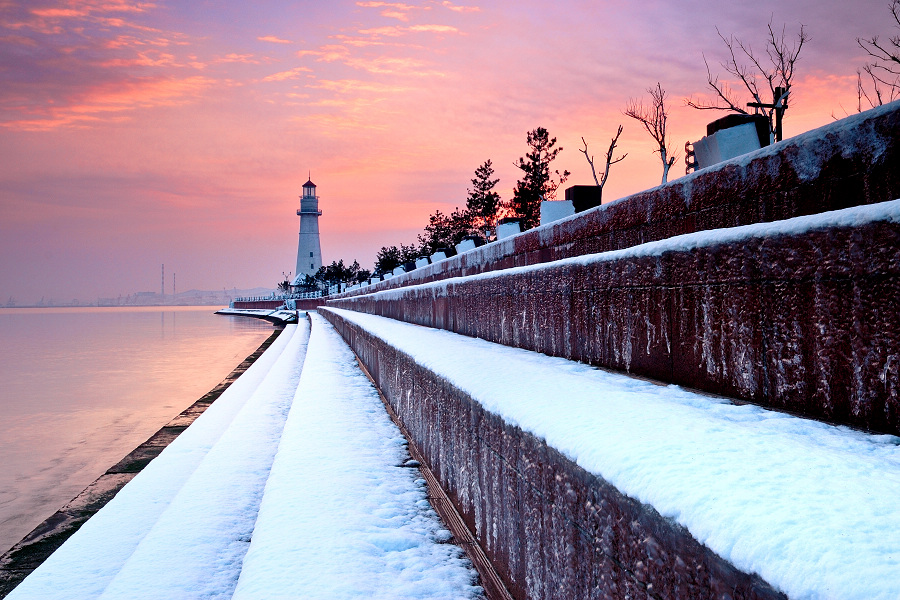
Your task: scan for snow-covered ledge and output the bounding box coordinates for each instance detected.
[332,100,900,302]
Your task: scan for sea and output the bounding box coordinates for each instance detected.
[0,306,273,556]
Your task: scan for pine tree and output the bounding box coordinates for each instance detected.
[511,127,570,230]
[417,208,473,255]
[466,159,502,233]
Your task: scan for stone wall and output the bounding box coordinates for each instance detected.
[328,211,900,436]
[322,308,786,600]
[231,300,283,309]
[335,101,900,299]
[321,104,900,598]
[231,298,324,310]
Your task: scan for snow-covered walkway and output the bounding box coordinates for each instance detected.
[11,303,900,600]
[7,314,481,600]
[324,307,900,600]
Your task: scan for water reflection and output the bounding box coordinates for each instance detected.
[0,306,272,555]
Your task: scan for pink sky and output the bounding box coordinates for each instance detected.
[0,0,891,303]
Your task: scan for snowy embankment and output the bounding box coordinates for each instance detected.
[324,307,900,600]
[8,314,479,600]
[7,321,308,600]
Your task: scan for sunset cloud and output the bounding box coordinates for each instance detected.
[258,35,292,44]
[356,1,433,22]
[342,55,440,75]
[1,75,215,131]
[262,66,313,82]
[296,44,351,62]
[441,1,480,13]
[217,53,259,64]
[356,1,418,8]
[408,24,458,33]
[357,23,459,37]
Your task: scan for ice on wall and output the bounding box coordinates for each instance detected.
[326,307,900,600]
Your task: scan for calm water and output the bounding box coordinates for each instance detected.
[0,306,273,555]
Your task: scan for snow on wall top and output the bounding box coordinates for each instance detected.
[340,198,900,303]
[333,100,900,301]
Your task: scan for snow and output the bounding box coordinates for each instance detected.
[6,323,300,599]
[232,312,480,600]
[356,198,900,303]
[339,103,900,300]
[323,307,900,600]
[216,308,296,324]
[8,315,480,600]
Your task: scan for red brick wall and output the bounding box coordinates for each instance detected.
[322,308,786,600]
[328,216,900,435]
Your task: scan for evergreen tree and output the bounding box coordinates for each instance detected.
[466,159,502,233]
[511,127,570,230]
[417,207,474,255]
[374,244,422,274]
[375,246,402,274]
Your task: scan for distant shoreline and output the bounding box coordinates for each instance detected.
[2,303,231,309]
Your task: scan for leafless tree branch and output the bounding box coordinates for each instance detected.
[580,126,627,189]
[857,0,900,109]
[580,137,600,186]
[686,19,807,139]
[625,83,677,185]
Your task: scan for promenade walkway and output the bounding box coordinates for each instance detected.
[6,314,480,600]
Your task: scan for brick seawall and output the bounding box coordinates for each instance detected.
[328,210,900,436]
[322,308,786,600]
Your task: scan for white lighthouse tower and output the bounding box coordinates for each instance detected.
[292,177,323,285]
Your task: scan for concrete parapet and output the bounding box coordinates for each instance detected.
[232,300,283,309]
[321,308,786,600]
[328,203,900,435]
[333,101,900,301]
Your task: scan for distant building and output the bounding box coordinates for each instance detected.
[292,178,323,285]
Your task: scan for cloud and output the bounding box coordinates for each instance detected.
[1,75,215,131]
[441,1,480,13]
[30,8,87,18]
[262,66,313,82]
[357,23,460,37]
[408,24,458,33]
[342,55,442,76]
[357,25,406,37]
[0,34,37,46]
[311,78,412,95]
[258,35,292,44]
[356,1,432,22]
[356,1,418,8]
[217,53,259,64]
[4,0,159,35]
[296,44,351,62]
[103,34,176,49]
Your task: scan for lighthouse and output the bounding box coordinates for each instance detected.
[292,177,323,285]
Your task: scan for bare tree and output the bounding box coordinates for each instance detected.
[857,0,900,110]
[580,125,627,193]
[625,83,676,185]
[686,19,808,141]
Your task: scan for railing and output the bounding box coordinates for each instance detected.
[232,291,326,303]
